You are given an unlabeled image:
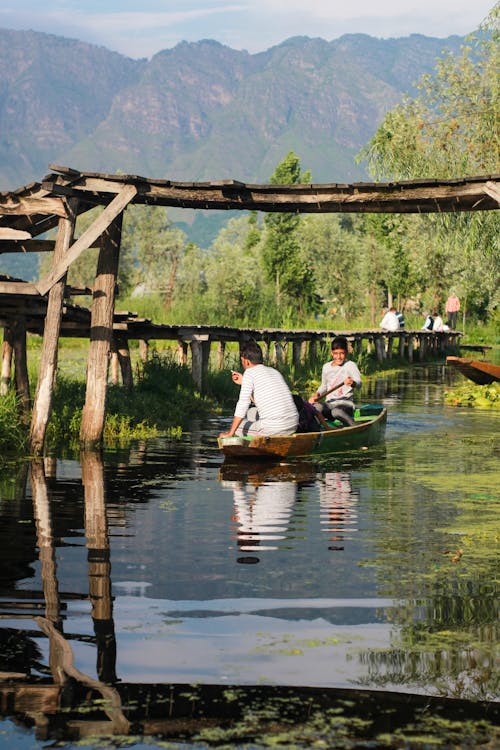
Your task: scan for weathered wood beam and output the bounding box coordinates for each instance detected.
[35,185,137,296]
[0,196,67,216]
[484,181,500,205]
[0,239,55,254]
[0,281,41,295]
[0,228,32,240]
[42,172,500,214]
[0,238,100,254]
[80,214,123,448]
[29,198,79,454]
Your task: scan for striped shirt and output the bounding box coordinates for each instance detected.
[234,364,298,435]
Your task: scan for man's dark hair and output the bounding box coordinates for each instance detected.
[240,340,263,364]
[331,336,348,352]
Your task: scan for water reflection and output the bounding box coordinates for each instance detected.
[319,472,359,551]
[0,375,499,747]
[220,461,315,563]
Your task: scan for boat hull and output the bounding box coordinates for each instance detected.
[218,407,387,459]
[446,356,500,385]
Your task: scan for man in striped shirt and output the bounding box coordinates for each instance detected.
[219,341,299,438]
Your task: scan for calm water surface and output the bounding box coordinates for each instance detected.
[0,366,498,747]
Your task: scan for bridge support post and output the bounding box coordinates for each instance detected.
[30,197,79,454]
[80,213,122,449]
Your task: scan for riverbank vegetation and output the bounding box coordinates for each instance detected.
[1,8,498,454]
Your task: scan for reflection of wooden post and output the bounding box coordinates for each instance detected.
[30,198,78,454]
[80,214,123,448]
[82,450,117,684]
[190,336,210,392]
[1,325,13,396]
[31,460,61,626]
[12,319,30,415]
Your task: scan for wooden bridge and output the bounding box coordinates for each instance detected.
[1,166,498,451]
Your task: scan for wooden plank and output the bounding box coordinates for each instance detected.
[0,196,67,217]
[484,181,500,204]
[0,228,32,240]
[35,184,137,296]
[0,281,40,295]
[0,239,55,254]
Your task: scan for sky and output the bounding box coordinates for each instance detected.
[0,0,495,59]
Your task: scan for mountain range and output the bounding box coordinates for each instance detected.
[0,26,465,192]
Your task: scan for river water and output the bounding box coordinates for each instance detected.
[0,365,498,748]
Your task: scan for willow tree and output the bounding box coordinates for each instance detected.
[359,4,500,319]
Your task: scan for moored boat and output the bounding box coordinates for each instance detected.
[446,356,500,385]
[218,404,387,459]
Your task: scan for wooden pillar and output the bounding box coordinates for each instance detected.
[308,339,317,364]
[375,335,386,363]
[110,342,120,385]
[190,335,210,392]
[408,335,414,363]
[1,325,13,396]
[398,333,406,359]
[13,319,30,416]
[30,198,78,454]
[139,339,149,362]
[292,340,302,368]
[216,341,226,370]
[80,213,123,448]
[177,340,188,365]
[274,341,285,366]
[419,334,426,361]
[115,334,133,389]
[386,335,393,360]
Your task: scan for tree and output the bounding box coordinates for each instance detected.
[122,205,187,307]
[359,5,500,318]
[261,151,320,318]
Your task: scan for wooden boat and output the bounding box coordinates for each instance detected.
[446,356,500,385]
[218,404,387,459]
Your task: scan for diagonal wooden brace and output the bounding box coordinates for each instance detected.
[35,184,137,296]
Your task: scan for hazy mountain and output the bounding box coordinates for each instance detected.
[0,27,464,190]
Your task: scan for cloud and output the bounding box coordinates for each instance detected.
[0,0,493,59]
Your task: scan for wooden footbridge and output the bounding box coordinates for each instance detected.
[1,165,499,451]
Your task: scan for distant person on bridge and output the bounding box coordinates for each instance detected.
[445,292,460,329]
[219,341,298,438]
[379,307,400,332]
[308,336,362,427]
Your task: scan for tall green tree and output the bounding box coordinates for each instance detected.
[359,5,500,318]
[122,205,187,307]
[261,151,319,318]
